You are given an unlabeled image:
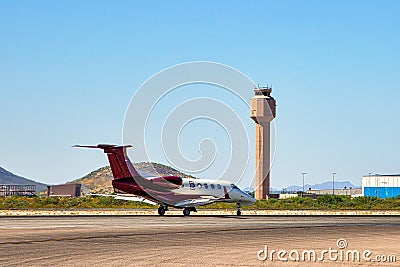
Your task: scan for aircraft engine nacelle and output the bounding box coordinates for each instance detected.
[149,176,183,189]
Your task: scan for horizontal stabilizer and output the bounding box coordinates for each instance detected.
[73,144,140,178]
[73,144,132,149]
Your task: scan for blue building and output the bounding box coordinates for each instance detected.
[362,174,400,198]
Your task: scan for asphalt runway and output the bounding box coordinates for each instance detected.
[0,216,399,266]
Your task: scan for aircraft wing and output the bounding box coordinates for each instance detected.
[90,194,158,205]
[114,195,158,205]
[173,197,219,207]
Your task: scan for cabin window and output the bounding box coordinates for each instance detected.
[217,184,221,189]
[197,183,202,188]
[204,183,208,189]
[189,182,195,189]
[210,184,215,189]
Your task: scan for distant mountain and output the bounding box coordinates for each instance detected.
[0,166,47,192]
[285,181,360,192]
[243,187,280,193]
[68,162,195,194]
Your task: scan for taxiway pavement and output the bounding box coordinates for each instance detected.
[0,216,399,266]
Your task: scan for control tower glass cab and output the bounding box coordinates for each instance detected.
[250,86,276,200]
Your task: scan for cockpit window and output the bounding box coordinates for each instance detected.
[204,183,208,189]
[210,184,215,189]
[197,183,202,188]
[217,184,221,189]
[230,184,238,189]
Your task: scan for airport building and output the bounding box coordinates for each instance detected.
[47,184,82,197]
[307,188,362,197]
[0,185,36,196]
[362,174,400,198]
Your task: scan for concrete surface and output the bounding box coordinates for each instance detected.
[1,209,400,216]
[0,216,399,266]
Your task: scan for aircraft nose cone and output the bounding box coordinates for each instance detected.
[240,190,256,203]
[248,195,256,203]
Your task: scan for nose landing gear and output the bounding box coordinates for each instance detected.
[183,207,190,216]
[183,207,197,216]
[236,203,241,216]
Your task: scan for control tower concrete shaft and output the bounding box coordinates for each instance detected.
[250,86,276,199]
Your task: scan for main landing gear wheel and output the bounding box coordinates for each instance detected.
[236,203,241,216]
[183,208,191,216]
[158,205,167,216]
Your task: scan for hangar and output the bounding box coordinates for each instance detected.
[362,174,400,198]
[47,184,82,197]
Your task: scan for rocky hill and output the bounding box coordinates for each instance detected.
[69,162,195,194]
[0,167,47,192]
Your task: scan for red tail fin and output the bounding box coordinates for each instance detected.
[74,144,141,179]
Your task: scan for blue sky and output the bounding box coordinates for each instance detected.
[0,1,399,189]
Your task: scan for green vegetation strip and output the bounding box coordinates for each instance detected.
[1,195,400,210]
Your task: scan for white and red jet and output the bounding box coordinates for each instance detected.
[75,144,255,216]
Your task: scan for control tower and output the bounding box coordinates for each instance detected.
[250,86,276,199]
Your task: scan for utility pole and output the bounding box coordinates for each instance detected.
[332,172,336,195]
[301,172,307,197]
